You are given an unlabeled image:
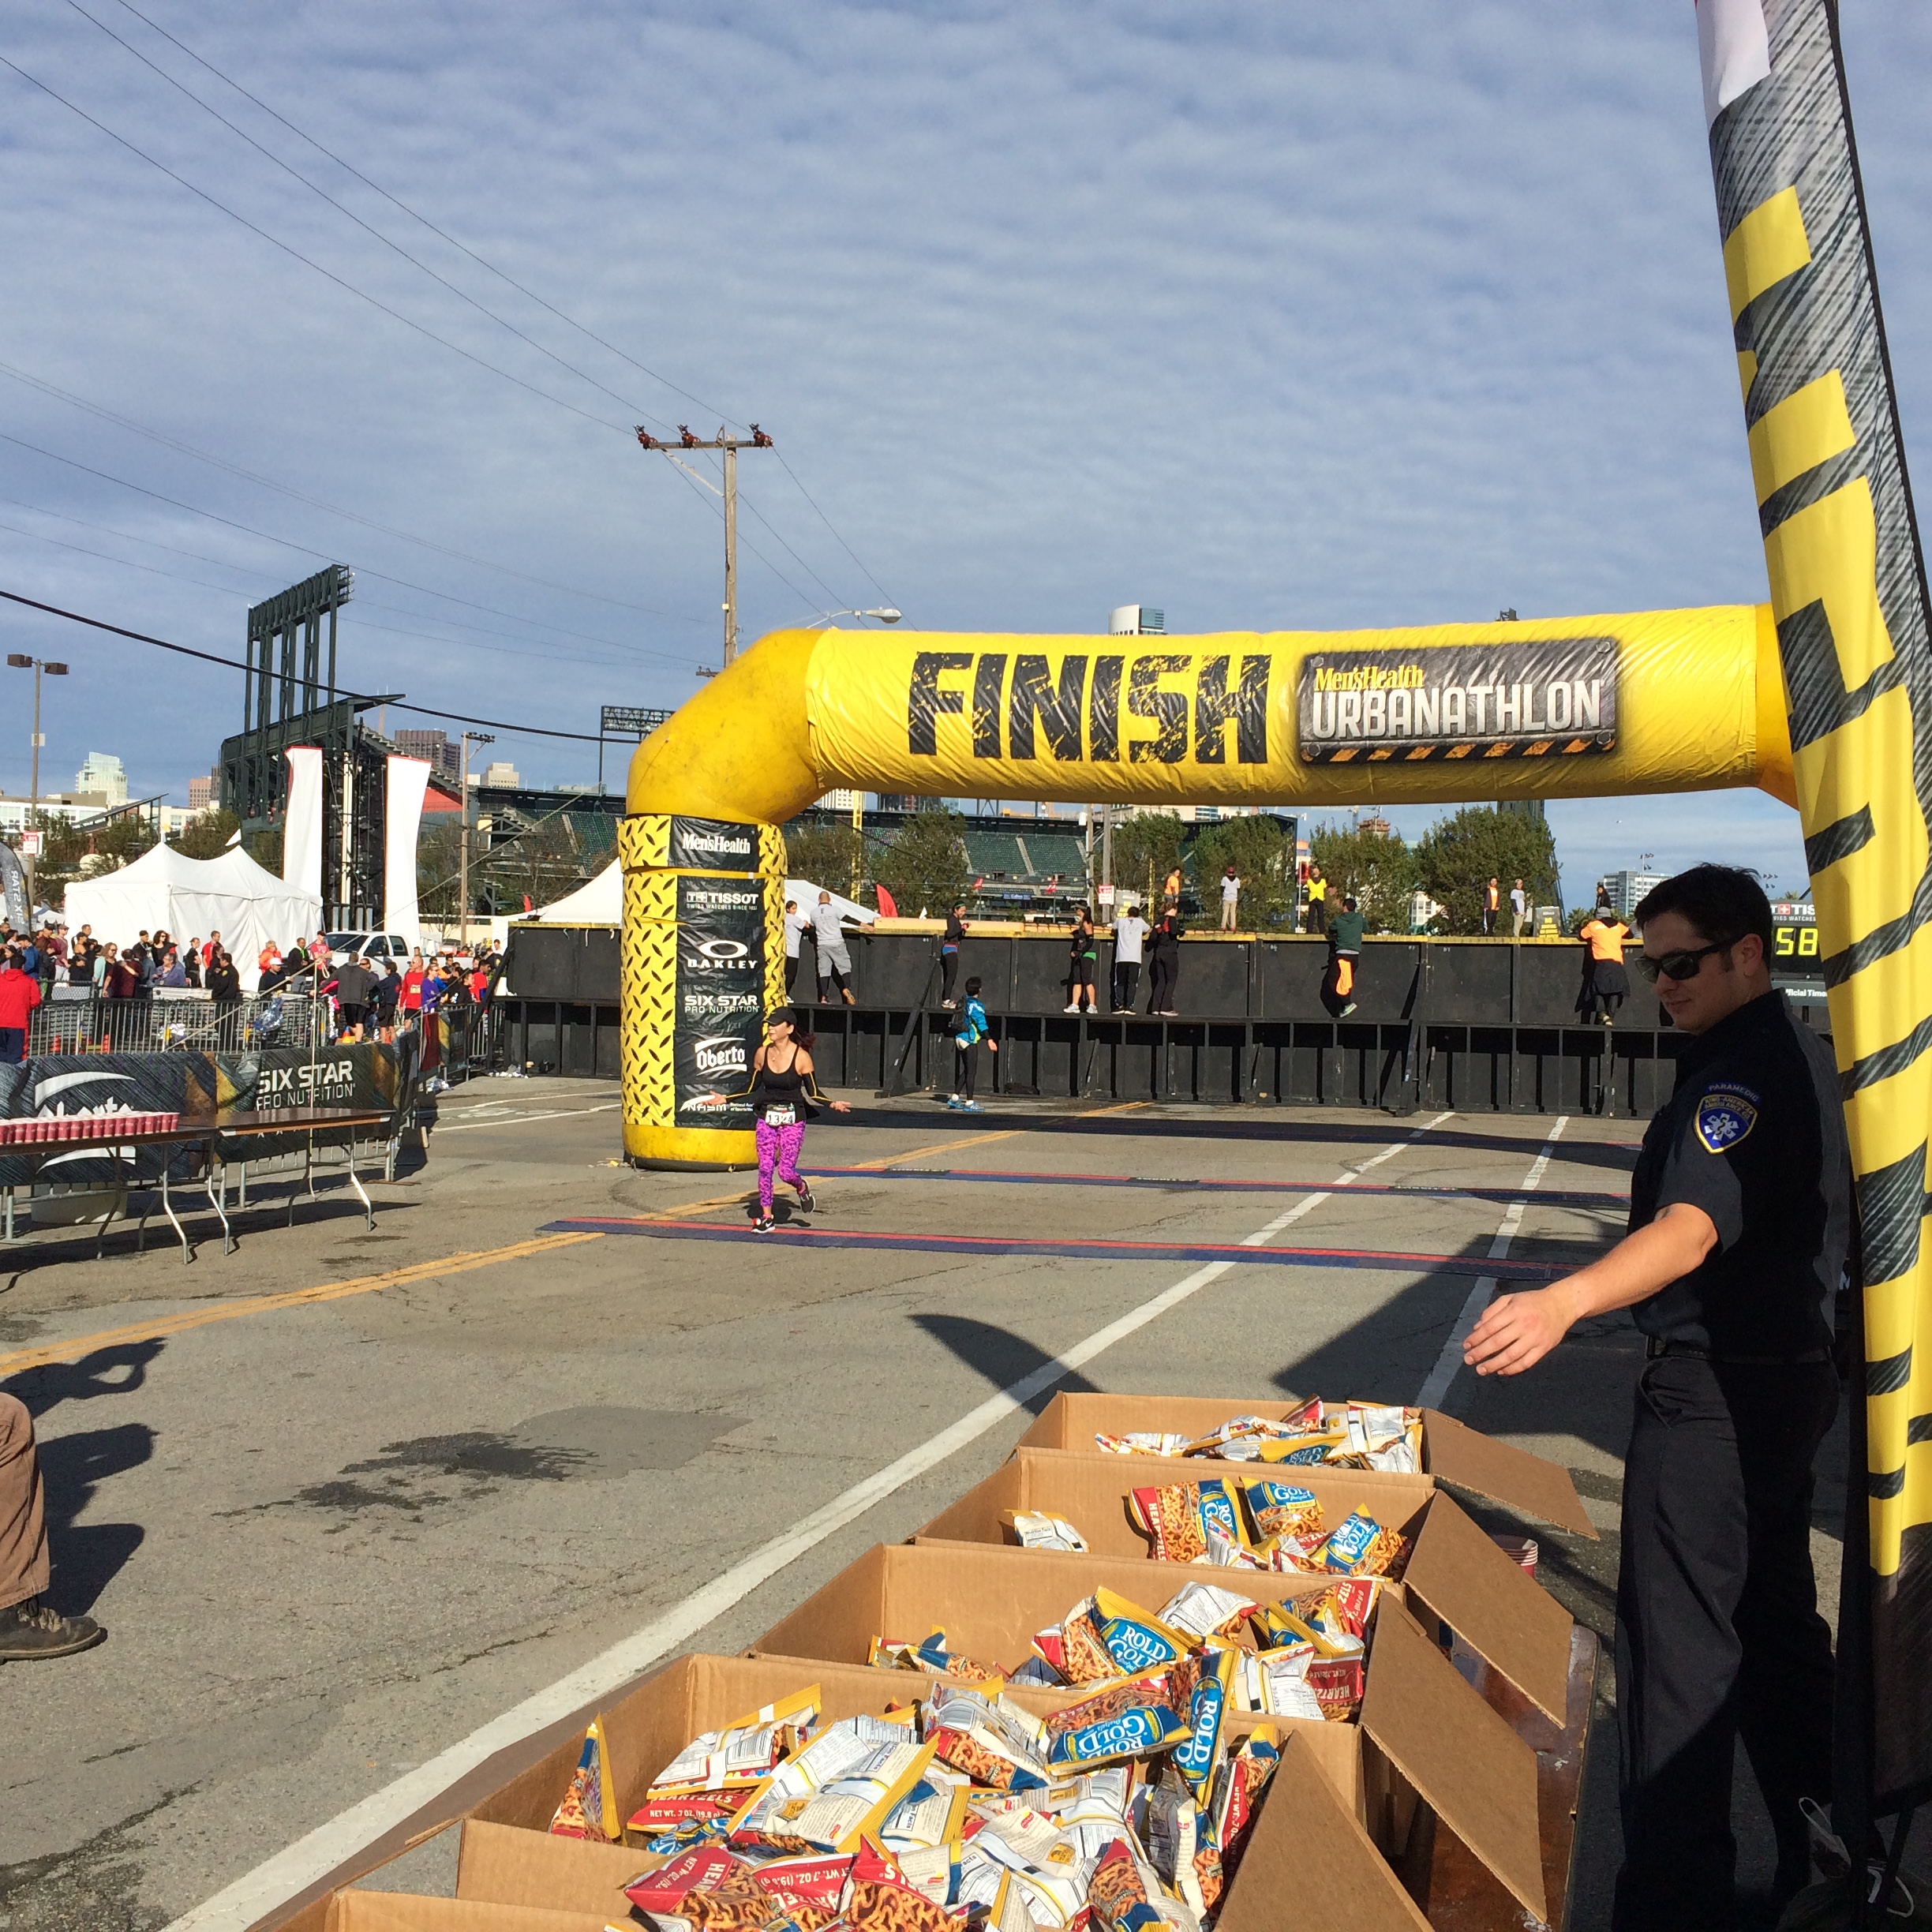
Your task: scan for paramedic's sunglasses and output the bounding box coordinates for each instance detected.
[1637,941,1727,984]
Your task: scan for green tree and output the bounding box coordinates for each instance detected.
[781,820,866,900]
[1308,821,1417,934]
[1109,811,1186,916]
[1193,815,1299,929]
[1413,805,1559,935]
[871,807,971,918]
[174,806,240,860]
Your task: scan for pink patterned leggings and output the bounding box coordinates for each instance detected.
[755,1117,807,1211]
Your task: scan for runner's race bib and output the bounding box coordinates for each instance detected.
[762,1105,798,1128]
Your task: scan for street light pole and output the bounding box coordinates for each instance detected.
[457,731,493,949]
[6,653,68,912]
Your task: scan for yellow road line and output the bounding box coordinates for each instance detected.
[0,1231,605,1377]
[852,1099,1148,1170]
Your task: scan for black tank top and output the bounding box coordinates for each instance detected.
[751,1049,807,1120]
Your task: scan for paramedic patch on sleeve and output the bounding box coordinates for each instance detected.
[1694,1088,1759,1155]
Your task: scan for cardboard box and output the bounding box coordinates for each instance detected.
[912,1448,1575,1726]
[752,1541,1546,1924]
[322,1899,612,1932]
[1016,1391,1598,1538]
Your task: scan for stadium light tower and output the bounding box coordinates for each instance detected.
[6,652,68,904]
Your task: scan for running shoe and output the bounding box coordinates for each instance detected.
[796,1187,816,1214]
[1063,1003,1081,1013]
[1339,1002,1357,1017]
[754,1214,776,1232]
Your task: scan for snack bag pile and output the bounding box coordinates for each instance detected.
[1095,1400,1425,1476]
[613,1658,1305,1929]
[1125,1475,1410,1580]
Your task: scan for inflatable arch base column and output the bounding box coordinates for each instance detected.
[619,813,787,1170]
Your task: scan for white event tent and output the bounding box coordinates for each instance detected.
[64,841,322,990]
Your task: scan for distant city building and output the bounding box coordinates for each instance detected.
[1608,870,1665,920]
[73,751,128,806]
[394,728,462,781]
[1494,799,1548,823]
[187,769,218,811]
[817,789,859,812]
[1108,605,1165,635]
[481,761,521,788]
[1357,812,1393,837]
[0,793,113,833]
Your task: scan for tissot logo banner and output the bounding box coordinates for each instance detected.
[668,816,760,872]
[674,873,766,1118]
[1296,638,1619,765]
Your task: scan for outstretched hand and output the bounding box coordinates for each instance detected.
[1462,1286,1574,1377]
[829,1100,852,1113]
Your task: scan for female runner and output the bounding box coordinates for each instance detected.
[743,1007,850,1232]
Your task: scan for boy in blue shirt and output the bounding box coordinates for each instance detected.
[947,977,998,1111]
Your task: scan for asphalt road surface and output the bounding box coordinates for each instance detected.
[0,1076,1852,1931]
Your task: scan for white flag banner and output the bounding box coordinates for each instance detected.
[384,755,432,942]
[283,746,324,907]
[1696,0,1772,126]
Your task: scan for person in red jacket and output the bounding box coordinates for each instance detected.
[0,945,43,1064]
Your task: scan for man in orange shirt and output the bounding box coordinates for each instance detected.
[1483,876,1501,934]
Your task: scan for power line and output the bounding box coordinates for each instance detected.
[88,0,900,616]
[777,447,898,606]
[0,491,676,665]
[105,0,739,429]
[0,50,628,435]
[0,358,703,623]
[0,512,691,675]
[65,0,682,436]
[0,427,701,662]
[0,587,612,742]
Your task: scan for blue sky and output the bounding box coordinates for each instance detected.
[1,2,1927,904]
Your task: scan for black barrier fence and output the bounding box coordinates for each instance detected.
[495,926,1828,1113]
[26,990,320,1057]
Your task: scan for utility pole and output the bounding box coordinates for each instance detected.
[636,425,774,668]
[458,730,492,949]
[6,653,68,910]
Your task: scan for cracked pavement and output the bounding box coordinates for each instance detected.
[0,1076,1845,1930]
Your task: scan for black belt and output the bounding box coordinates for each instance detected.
[1646,1338,1832,1366]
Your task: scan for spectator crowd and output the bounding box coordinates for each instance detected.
[0,915,500,1068]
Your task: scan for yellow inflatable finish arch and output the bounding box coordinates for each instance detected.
[622,603,1792,1166]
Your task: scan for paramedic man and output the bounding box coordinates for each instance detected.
[1462,865,1849,1930]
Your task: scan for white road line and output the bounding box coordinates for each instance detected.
[433,1103,624,1132]
[166,1109,1454,1931]
[1414,1116,1569,1410]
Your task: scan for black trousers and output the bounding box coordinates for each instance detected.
[1613,1354,1839,1930]
[785,953,801,999]
[953,1038,979,1099]
[1147,956,1176,1013]
[1112,961,1139,1009]
[940,949,960,1003]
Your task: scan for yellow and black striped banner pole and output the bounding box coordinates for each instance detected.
[1699,0,1932,1818]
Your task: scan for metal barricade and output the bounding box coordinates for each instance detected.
[25,990,318,1057]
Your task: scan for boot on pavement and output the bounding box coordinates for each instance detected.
[0,1597,106,1661]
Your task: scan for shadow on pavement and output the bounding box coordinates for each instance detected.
[5,1340,163,1616]
[912,1313,1103,1412]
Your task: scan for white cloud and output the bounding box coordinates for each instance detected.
[0,0,1924,904]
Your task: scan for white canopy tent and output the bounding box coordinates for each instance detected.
[526,863,872,929]
[63,841,322,990]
